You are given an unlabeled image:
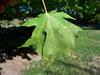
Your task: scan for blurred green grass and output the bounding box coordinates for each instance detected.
[23,29,100,75]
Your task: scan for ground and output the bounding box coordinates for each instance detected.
[0,29,100,75]
[23,29,100,75]
[0,53,41,75]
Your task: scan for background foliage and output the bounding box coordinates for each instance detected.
[20,0,99,23]
[0,0,99,25]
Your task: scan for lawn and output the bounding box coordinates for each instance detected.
[23,29,100,75]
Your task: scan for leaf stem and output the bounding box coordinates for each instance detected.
[42,0,47,13]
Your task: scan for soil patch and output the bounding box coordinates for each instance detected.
[0,48,41,75]
[89,56,100,75]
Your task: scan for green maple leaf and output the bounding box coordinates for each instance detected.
[20,11,82,59]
